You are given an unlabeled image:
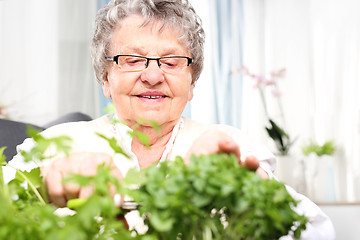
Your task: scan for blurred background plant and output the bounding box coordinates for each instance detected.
[302,139,337,202]
[302,140,336,157]
[242,66,295,155]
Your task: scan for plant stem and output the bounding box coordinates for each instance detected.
[5,164,46,205]
[0,165,10,202]
[258,87,270,119]
[274,82,286,127]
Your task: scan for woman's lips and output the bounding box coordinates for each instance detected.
[136,91,168,101]
[137,95,166,99]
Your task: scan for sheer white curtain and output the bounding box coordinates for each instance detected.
[190,0,244,128]
[57,0,99,120]
[187,0,216,124]
[242,0,360,202]
[0,0,99,125]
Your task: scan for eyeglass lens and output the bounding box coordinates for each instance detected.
[116,56,190,73]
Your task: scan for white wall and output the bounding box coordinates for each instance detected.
[320,204,360,240]
[0,0,99,126]
[0,0,59,125]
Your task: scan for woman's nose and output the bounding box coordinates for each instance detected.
[140,60,165,85]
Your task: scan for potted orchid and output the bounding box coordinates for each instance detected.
[242,67,296,156]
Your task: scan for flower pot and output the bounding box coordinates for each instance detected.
[274,155,306,195]
[303,154,337,202]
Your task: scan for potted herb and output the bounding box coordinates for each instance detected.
[302,140,336,157]
[0,127,308,239]
[302,140,336,202]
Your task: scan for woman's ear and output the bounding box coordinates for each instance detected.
[102,73,111,98]
[188,84,194,102]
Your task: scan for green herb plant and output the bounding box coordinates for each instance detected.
[1,125,308,239]
[302,140,336,157]
[0,128,133,240]
[124,154,307,240]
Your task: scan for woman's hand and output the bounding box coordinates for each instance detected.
[186,129,268,179]
[41,152,122,207]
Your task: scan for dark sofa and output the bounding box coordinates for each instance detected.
[0,112,92,162]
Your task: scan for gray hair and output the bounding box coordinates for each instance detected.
[91,0,205,85]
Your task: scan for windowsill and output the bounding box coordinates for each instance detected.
[316,201,360,206]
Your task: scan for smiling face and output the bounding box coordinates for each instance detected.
[103,15,194,127]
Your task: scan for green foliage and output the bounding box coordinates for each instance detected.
[0,124,308,240]
[136,118,161,134]
[104,102,116,114]
[0,147,6,186]
[265,119,295,156]
[124,153,308,240]
[128,131,151,148]
[107,117,161,148]
[302,140,336,156]
[97,133,130,158]
[128,118,161,148]
[20,126,72,162]
[0,129,131,240]
[1,156,133,240]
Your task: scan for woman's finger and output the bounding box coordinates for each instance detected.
[63,182,81,201]
[242,155,259,171]
[242,155,268,179]
[79,185,94,199]
[256,167,269,179]
[218,137,241,161]
[45,169,67,207]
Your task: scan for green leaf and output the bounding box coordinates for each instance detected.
[121,167,143,185]
[129,131,150,148]
[96,133,130,158]
[149,211,175,232]
[265,118,293,155]
[0,147,6,188]
[20,126,72,162]
[20,168,42,188]
[273,187,287,203]
[128,118,161,147]
[104,102,116,114]
[11,167,47,205]
[192,193,212,208]
[63,173,92,187]
[0,146,6,163]
[26,125,42,139]
[138,118,161,134]
[67,198,87,210]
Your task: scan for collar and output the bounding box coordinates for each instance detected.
[112,114,184,167]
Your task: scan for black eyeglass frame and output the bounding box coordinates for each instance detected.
[105,54,193,68]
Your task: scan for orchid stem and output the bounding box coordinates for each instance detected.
[258,88,270,119]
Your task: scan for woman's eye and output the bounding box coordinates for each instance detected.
[127,58,142,64]
[162,59,178,67]
[124,57,145,66]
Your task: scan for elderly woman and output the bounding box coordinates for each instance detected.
[5,0,335,239]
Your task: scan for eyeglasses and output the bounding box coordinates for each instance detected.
[105,54,192,74]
